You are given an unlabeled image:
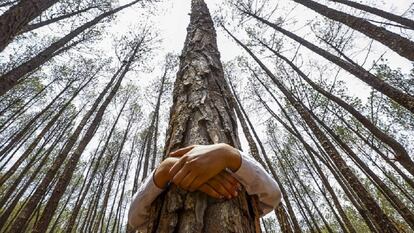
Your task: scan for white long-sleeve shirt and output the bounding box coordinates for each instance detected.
[128,151,282,230]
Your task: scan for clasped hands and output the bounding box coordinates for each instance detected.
[153,143,243,199]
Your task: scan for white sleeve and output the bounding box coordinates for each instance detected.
[128,170,164,230]
[233,150,282,216]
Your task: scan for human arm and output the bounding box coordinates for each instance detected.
[128,157,241,230]
[169,143,282,216]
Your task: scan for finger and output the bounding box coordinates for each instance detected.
[179,171,198,190]
[198,184,222,199]
[217,173,238,197]
[207,177,233,199]
[169,145,195,157]
[171,166,190,186]
[169,156,188,177]
[220,172,241,192]
[188,173,210,192]
[221,171,241,189]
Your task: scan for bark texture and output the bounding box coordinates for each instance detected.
[146,1,260,232]
[0,0,59,51]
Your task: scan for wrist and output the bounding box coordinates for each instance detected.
[222,143,241,172]
[153,161,171,189]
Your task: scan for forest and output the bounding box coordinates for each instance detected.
[0,0,413,232]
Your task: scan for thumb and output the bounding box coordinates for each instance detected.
[169,145,195,157]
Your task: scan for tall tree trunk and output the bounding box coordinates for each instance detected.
[0,0,142,97]
[252,84,358,233]
[226,27,399,232]
[0,0,59,52]
[291,0,414,60]
[0,74,96,185]
[256,40,414,176]
[227,77,300,233]
[7,62,123,233]
[0,79,75,158]
[63,108,125,233]
[145,1,260,232]
[0,115,73,231]
[328,0,414,30]
[308,108,414,230]
[18,6,97,35]
[31,39,141,233]
[235,13,414,114]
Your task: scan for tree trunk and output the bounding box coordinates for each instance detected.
[228,77,300,233]
[0,0,59,51]
[235,12,414,114]
[292,0,414,60]
[0,0,141,97]
[257,41,414,176]
[328,0,414,30]
[31,39,141,233]
[7,62,123,233]
[18,6,97,35]
[145,1,260,232]
[0,74,96,185]
[226,27,399,232]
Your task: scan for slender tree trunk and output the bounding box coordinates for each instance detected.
[0,79,75,158]
[309,108,414,230]
[226,27,399,232]
[332,110,414,190]
[48,174,83,232]
[145,1,260,232]
[7,62,123,233]
[228,77,300,233]
[0,0,141,97]
[90,100,131,233]
[0,116,73,231]
[258,41,414,176]
[291,0,414,60]
[31,40,140,233]
[234,13,414,114]
[0,74,95,185]
[328,0,414,30]
[0,0,59,52]
[0,77,56,118]
[18,6,97,35]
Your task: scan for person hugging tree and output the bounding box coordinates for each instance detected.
[128,143,282,230]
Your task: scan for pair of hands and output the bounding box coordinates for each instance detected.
[154,143,243,199]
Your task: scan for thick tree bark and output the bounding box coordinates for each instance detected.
[225,27,399,232]
[0,0,59,51]
[236,12,414,114]
[328,0,414,30]
[0,0,141,97]
[145,1,260,232]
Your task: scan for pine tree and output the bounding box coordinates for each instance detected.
[145,0,261,231]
